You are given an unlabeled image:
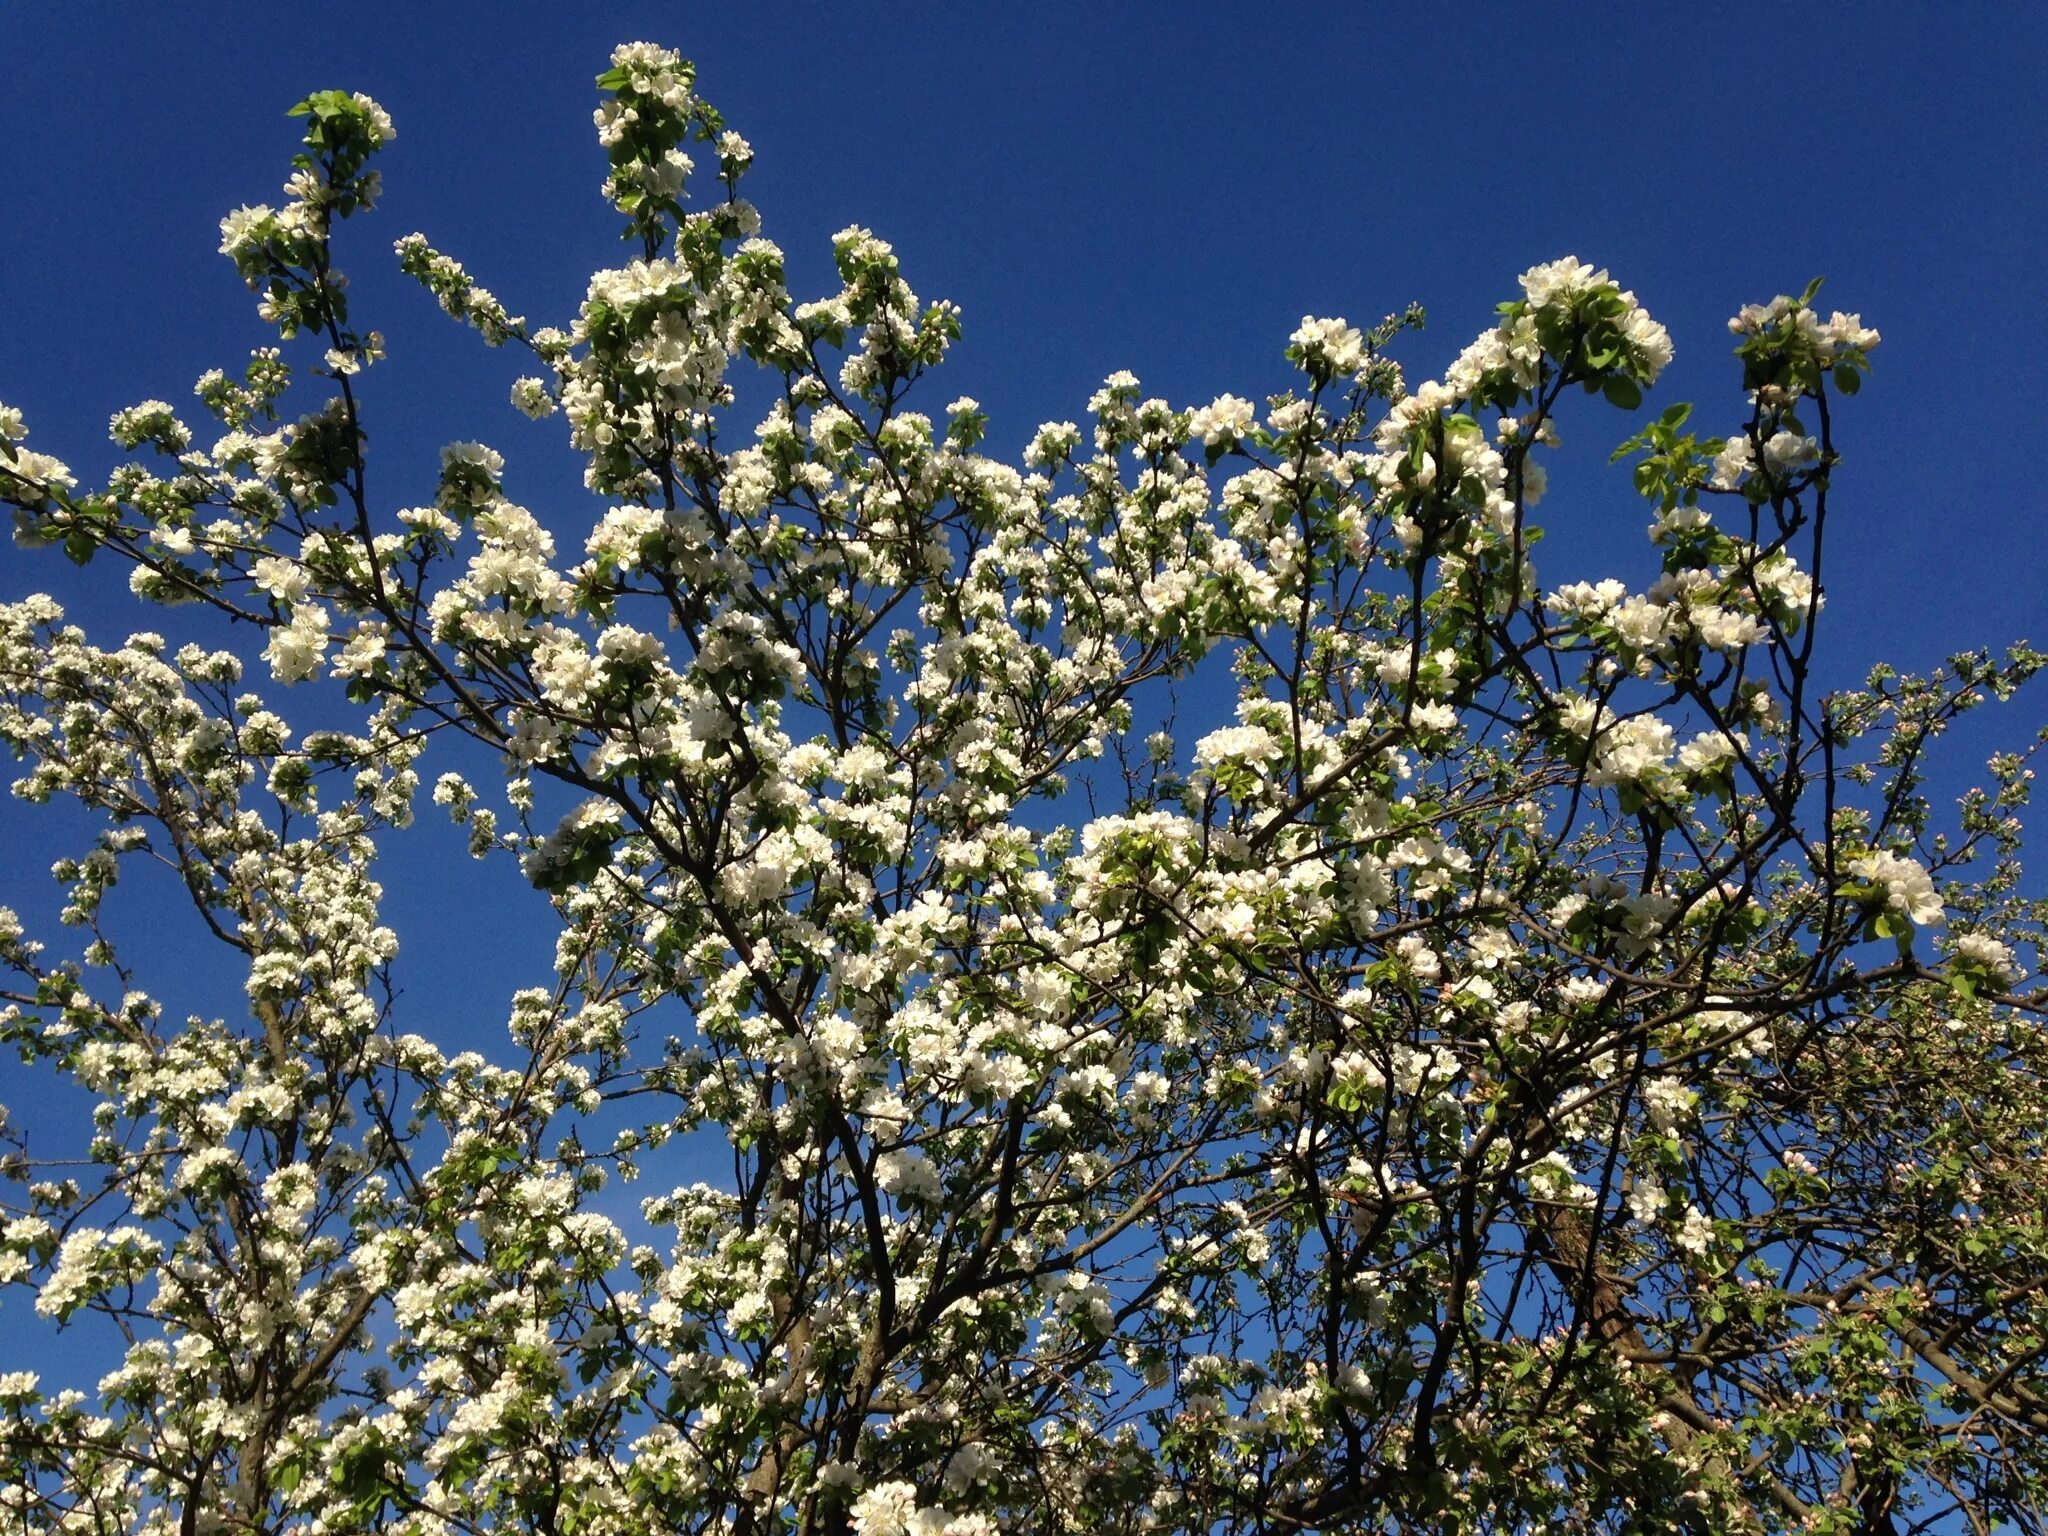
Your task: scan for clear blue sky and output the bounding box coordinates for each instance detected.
[5,5,2045,1052]
[7,3,2044,669]
[6,0,2047,1130]
[2,0,2045,1467]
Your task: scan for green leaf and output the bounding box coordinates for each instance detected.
[1601,375,1643,411]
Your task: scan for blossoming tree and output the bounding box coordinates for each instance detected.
[3,43,2047,1536]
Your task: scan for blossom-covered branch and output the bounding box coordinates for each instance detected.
[3,42,2046,1536]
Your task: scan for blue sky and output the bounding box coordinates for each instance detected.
[8,4,2045,675]
[6,0,2047,1138]
[3,0,2046,1396]
[10,3,2046,654]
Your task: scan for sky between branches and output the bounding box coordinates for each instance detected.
[2,0,2044,1203]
